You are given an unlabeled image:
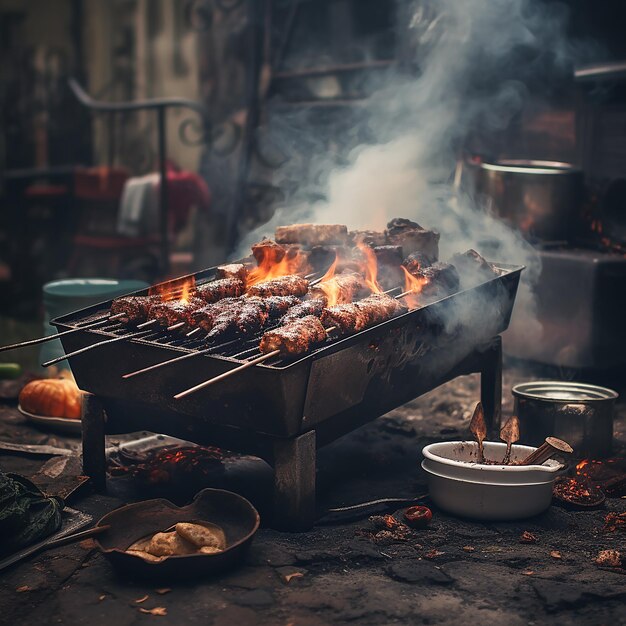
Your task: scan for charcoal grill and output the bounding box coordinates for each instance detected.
[54,263,522,530]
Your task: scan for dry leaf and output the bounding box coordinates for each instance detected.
[283,572,304,583]
[522,570,534,576]
[462,546,475,552]
[135,595,149,604]
[550,550,562,559]
[519,531,537,544]
[139,607,167,616]
[155,588,171,595]
[16,586,31,593]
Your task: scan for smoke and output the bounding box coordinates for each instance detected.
[235,0,596,346]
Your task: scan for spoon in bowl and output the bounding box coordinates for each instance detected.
[500,415,520,464]
[469,402,487,463]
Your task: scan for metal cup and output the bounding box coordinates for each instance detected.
[512,381,617,458]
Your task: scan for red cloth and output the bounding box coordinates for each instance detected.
[163,163,211,234]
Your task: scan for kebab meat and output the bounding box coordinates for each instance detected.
[246,275,309,298]
[280,298,327,324]
[322,293,407,335]
[110,295,162,325]
[195,278,245,303]
[190,295,300,339]
[260,315,328,356]
[150,297,207,329]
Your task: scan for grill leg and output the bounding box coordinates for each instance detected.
[272,430,316,532]
[480,337,502,435]
[81,393,107,492]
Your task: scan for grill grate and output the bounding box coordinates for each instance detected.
[60,264,523,371]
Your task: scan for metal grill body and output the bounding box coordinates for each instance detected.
[54,263,522,530]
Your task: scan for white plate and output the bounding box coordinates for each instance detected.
[18,405,82,435]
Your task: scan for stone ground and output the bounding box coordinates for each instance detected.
[0,368,624,626]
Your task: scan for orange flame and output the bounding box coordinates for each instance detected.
[356,243,382,294]
[317,254,341,306]
[401,266,428,310]
[246,247,311,287]
[149,276,197,303]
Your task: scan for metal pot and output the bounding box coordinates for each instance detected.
[512,381,617,458]
[472,160,584,242]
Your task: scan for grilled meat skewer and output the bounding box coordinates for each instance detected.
[281,298,326,324]
[150,297,206,329]
[260,315,328,356]
[321,293,407,335]
[195,278,244,303]
[110,295,162,325]
[246,275,309,298]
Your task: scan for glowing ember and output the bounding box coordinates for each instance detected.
[246,246,310,287]
[553,476,605,507]
[109,445,224,485]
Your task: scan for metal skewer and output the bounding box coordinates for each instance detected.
[173,325,339,399]
[174,350,282,399]
[0,314,125,354]
[41,329,154,367]
[122,346,215,379]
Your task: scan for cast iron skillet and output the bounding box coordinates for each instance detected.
[95,488,260,579]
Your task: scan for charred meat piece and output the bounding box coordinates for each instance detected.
[349,230,388,247]
[251,238,285,266]
[416,262,461,298]
[282,245,312,275]
[310,272,369,305]
[190,296,298,336]
[260,315,327,356]
[403,251,436,275]
[309,245,341,274]
[150,297,206,328]
[246,275,309,298]
[195,278,244,303]
[216,263,248,281]
[110,295,160,325]
[373,245,404,290]
[190,299,239,333]
[261,295,301,318]
[281,298,326,324]
[206,298,270,341]
[275,224,348,246]
[386,218,440,260]
[451,249,499,288]
[322,293,407,335]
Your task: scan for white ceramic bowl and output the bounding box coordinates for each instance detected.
[421,441,563,520]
